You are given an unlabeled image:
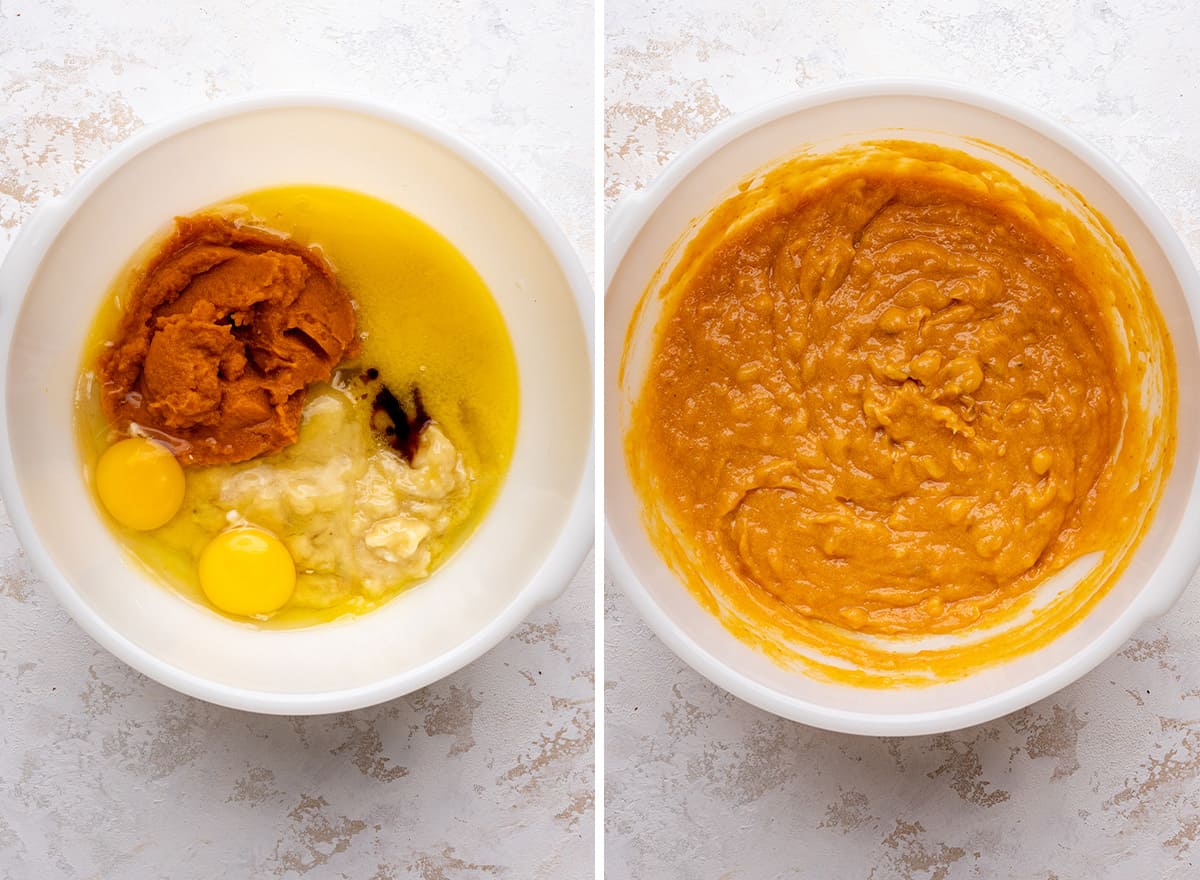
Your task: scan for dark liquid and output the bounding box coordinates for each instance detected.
[370,381,430,463]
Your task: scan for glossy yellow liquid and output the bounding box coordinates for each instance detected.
[76,185,519,627]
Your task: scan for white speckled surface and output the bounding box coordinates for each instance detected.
[606,2,1200,877]
[0,2,593,878]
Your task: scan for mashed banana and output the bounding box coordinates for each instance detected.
[155,383,469,610]
[627,141,1176,684]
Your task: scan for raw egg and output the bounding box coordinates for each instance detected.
[199,527,296,617]
[95,437,185,531]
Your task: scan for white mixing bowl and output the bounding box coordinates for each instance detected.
[605,81,1200,735]
[0,94,593,714]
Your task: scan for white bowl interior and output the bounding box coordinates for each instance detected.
[606,92,1200,727]
[6,105,591,701]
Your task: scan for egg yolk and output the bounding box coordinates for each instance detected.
[198,527,296,617]
[95,437,186,531]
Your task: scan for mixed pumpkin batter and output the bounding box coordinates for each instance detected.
[627,141,1175,683]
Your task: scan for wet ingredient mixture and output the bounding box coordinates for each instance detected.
[627,141,1175,684]
[78,186,519,626]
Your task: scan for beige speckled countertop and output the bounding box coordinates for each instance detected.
[0,2,594,878]
[606,1,1200,878]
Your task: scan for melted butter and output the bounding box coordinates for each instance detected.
[625,141,1176,686]
[77,185,519,627]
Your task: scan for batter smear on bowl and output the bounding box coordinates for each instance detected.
[626,141,1176,684]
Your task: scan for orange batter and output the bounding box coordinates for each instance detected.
[100,215,357,465]
[626,141,1176,684]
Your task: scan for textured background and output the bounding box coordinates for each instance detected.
[606,1,1200,878]
[0,2,594,878]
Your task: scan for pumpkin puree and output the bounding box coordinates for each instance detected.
[99,215,357,465]
[626,142,1176,685]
